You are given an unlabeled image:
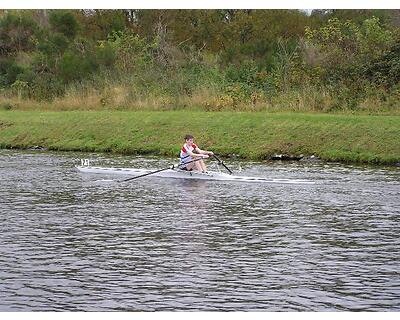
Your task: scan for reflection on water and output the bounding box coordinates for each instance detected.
[0,150,399,311]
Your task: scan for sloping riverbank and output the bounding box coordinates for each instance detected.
[0,110,399,164]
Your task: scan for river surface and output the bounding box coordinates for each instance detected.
[0,149,399,311]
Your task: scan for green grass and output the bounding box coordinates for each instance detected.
[0,110,399,164]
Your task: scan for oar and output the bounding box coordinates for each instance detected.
[120,157,205,182]
[212,154,233,175]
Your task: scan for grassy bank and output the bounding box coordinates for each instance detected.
[0,110,399,164]
[2,81,400,115]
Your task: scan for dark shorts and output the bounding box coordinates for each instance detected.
[180,166,193,171]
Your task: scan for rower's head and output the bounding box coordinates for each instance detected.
[184,134,194,145]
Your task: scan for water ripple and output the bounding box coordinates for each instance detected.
[0,150,399,311]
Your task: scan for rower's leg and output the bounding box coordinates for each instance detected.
[194,161,203,171]
[200,161,207,172]
[196,159,207,172]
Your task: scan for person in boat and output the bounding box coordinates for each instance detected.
[180,134,214,173]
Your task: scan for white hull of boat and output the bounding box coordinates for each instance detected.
[76,165,314,184]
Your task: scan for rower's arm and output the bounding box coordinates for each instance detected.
[195,147,214,156]
[189,149,208,158]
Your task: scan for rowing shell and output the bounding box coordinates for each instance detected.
[76,165,314,184]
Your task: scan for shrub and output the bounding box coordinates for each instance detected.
[29,73,65,101]
[49,10,78,39]
[363,41,400,89]
[58,50,97,83]
[96,42,116,68]
[225,60,259,87]
[0,12,39,56]
[37,32,69,56]
[105,30,155,71]
[10,80,29,99]
[0,58,24,87]
[0,102,14,110]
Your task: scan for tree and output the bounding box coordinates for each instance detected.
[0,11,39,56]
[49,10,79,39]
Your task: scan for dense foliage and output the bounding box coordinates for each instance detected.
[0,9,399,112]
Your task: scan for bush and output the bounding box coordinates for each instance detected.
[30,73,65,101]
[10,80,29,99]
[363,41,400,89]
[105,30,155,71]
[37,32,69,56]
[0,102,14,110]
[305,17,395,76]
[96,42,116,68]
[49,10,78,39]
[58,50,98,83]
[225,60,259,86]
[0,12,39,56]
[0,58,24,87]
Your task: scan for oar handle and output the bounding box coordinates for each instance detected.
[213,154,233,175]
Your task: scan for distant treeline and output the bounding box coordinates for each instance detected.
[1,9,399,112]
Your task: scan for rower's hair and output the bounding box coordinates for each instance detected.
[184,134,194,140]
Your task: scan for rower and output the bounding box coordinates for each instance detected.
[179,134,214,173]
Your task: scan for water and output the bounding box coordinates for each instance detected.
[0,149,399,311]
